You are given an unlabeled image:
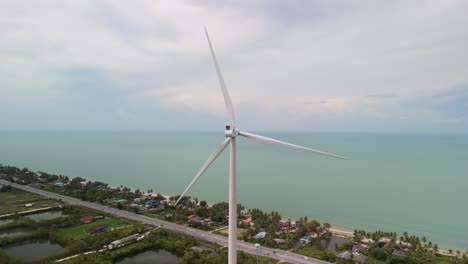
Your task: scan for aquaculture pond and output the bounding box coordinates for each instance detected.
[4,239,66,262]
[115,249,181,264]
[0,227,33,238]
[0,218,12,226]
[25,210,64,221]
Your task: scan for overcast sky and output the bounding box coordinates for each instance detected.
[1,0,467,133]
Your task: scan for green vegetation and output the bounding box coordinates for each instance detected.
[295,247,337,262]
[365,259,387,264]
[0,187,55,215]
[0,197,141,263]
[56,218,129,240]
[57,229,277,264]
[0,249,13,264]
[349,230,468,264]
[2,164,468,264]
[0,218,51,248]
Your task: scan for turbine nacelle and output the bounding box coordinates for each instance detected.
[225,126,239,137]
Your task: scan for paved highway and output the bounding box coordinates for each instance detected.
[0,180,330,264]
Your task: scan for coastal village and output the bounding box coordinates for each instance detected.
[1,164,467,264]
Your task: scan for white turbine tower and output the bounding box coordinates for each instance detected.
[175,27,348,264]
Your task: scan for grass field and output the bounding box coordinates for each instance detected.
[57,218,129,240]
[293,247,336,261]
[218,226,245,237]
[0,188,55,215]
[432,255,453,264]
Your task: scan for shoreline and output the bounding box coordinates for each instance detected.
[141,191,462,255]
[329,227,354,237]
[63,183,466,254]
[3,180,464,256]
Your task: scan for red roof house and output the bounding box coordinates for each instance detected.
[80,216,96,223]
[85,224,108,234]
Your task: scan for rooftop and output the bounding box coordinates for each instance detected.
[85,224,108,234]
[189,246,205,252]
[111,234,140,245]
[80,216,95,223]
[337,251,352,259]
[273,238,285,243]
[253,232,267,239]
[354,254,369,264]
[353,244,368,252]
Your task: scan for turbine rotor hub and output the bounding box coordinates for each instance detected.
[225,126,239,137]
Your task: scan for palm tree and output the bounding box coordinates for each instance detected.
[403,231,408,240]
[309,220,320,233]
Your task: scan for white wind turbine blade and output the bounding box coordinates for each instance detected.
[204,26,237,128]
[175,137,231,205]
[239,131,348,160]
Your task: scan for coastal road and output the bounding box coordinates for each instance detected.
[0,180,330,264]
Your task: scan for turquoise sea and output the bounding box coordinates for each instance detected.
[0,131,467,251]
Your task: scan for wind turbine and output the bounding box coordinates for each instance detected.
[175,27,347,264]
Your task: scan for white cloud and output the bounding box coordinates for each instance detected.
[147,0,468,129]
[0,0,467,131]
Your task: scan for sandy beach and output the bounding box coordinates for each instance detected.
[329,227,354,237]
[132,191,461,256]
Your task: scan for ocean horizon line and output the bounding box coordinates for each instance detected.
[1,130,467,136]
